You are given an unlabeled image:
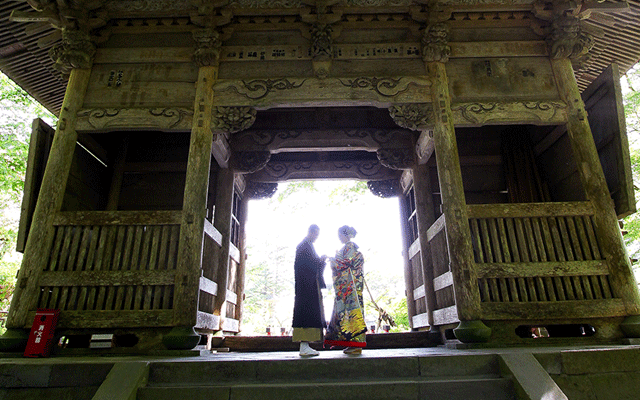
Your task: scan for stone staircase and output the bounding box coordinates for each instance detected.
[137,352,516,400]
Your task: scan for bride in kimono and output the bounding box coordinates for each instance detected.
[324,225,367,355]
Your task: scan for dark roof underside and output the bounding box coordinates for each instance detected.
[1,0,640,117]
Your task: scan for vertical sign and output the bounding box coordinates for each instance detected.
[24,309,59,357]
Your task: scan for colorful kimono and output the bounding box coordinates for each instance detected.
[324,241,366,348]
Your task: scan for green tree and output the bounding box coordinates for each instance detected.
[622,64,640,271]
[0,72,55,317]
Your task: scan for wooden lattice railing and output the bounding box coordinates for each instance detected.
[32,211,182,328]
[467,201,625,320]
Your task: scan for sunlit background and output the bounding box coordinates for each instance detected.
[242,180,409,336]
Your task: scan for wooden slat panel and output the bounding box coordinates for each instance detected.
[426,214,446,242]
[226,291,238,306]
[411,312,430,328]
[229,243,241,264]
[433,272,453,292]
[413,284,426,301]
[480,298,626,320]
[467,202,594,219]
[52,210,182,226]
[197,311,220,331]
[24,310,175,329]
[408,237,420,259]
[199,276,218,297]
[39,270,176,286]
[222,317,239,333]
[476,260,609,278]
[470,218,485,263]
[433,305,459,326]
[204,218,223,247]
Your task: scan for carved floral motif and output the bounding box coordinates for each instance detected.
[213,106,257,133]
[388,103,434,131]
[236,130,304,146]
[367,179,400,198]
[105,0,191,12]
[311,23,334,61]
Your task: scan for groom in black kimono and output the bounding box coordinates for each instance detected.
[292,224,327,356]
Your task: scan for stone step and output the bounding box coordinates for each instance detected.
[138,377,516,400]
[146,353,501,386]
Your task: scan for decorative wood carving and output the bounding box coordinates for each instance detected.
[338,77,410,97]
[389,103,434,131]
[231,151,272,173]
[532,0,603,62]
[213,106,257,133]
[311,23,334,61]
[422,23,451,63]
[76,107,193,131]
[232,129,413,152]
[105,0,192,13]
[249,159,399,181]
[229,79,306,100]
[244,181,278,199]
[450,101,567,125]
[377,148,414,170]
[367,179,401,198]
[193,29,222,67]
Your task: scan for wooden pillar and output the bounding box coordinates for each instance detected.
[166,65,218,348]
[399,192,417,329]
[5,68,92,332]
[235,195,249,331]
[412,163,437,329]
[428,61,490,342]
[551,58,640,321]
[212,168,235,329]
[106,136,129,211]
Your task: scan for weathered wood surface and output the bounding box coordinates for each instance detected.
[412,312,429,329]
[17,119,54,253]
[467,202,594,219]
[412,162,437,328]
[430,61,481,322]
[199,276,218,297]
[433,271,454,292]
[212,76,431,108]
[433,305,460,326]
[212,168,235,327]
[8,68,92,329]
[24,310,174,329]
[481,299,626,320]
[197,311,220,331]
[247,160,401,182]
[232,128,414,153]
[552,58,640,316]
[76,107,194,132]
[581,63,635,218]
[399,193,417,328]
[174,65,219,328]
[477,260,609,278]
[39,270,175,286]
[52,210,182,226]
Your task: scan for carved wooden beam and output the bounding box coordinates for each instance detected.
[247,158,401,182]
[232,128,414,153]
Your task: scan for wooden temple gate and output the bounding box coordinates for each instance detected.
[2,0,640,351]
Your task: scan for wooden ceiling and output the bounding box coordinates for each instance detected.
[1,0,640,117]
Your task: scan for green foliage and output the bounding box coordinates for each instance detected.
[623,65,640,266]
[0,72,56,317]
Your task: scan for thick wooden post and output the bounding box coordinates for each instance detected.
[212,168,235,329]
[428,61,490,342]
[235,195,249,331]
[165,65,218,349]
[6,68,91,331]
[399,193,417,329]
[412,163,437,329]
[551,59,640,326]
